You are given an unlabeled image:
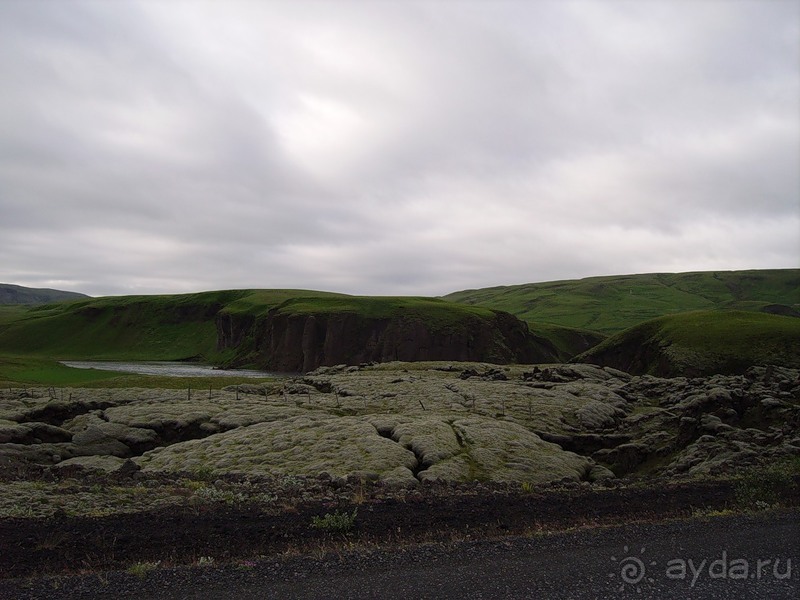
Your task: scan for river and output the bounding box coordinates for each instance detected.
[59,360,278,378]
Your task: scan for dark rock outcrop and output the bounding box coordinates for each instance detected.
[218,309,560,373]
[761,304,800,318]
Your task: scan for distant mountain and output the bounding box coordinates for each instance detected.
[0,283,89,305]
[444,269,800,334]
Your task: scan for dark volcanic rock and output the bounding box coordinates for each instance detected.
[218,309,559,373]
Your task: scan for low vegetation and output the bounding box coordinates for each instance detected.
[444,269,799,334]
[733,457,800,510]
[576,310,800,376]
[310,508,358,533]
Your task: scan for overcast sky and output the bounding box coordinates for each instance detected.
[1,0,798,297]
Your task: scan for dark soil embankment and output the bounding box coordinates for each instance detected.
[3,474,797,579]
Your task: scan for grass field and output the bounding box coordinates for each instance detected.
[0,354,275,388]
[444,269,799,334]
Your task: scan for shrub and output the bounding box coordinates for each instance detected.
[126,561,160,577]
[734,458,800,509]
[310,508,358,533]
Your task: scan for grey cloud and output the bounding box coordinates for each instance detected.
[0,0,797,297]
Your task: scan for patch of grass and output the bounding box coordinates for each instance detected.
[191,485,246,505]
[0,480,201,519]
[190,466,216,481]
[0,354,121,386]
[734,458,800,509]
[126,561,161,577]
[0,353,275,388]
[690,507,737,519]
[220,289,347,317]
[311,508,358,533]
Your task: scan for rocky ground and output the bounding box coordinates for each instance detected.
[2,361,798,485]
[0,361,798,579]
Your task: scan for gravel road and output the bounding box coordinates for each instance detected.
[3,509,797,600]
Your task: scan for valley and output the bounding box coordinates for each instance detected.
[0,269,797,586]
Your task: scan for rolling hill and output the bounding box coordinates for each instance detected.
[444,269,800,334]
[0,290,562,373]
[0,283,89,305]
[575,310,800,377]
[1,269,797,381]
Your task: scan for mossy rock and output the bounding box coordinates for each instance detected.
[135,415,418,480]
[54,455,127,472]
[420,416,591,483]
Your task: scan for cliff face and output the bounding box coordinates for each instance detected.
[217,309,559,373]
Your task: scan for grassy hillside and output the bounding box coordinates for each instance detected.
[575,310,800,376]
[444,269,800,334]
[526,323,606,362]
[0,289,562,384]
[0,283,89,305]
[0,290,350,363]
[0,291,239,361]
[271,295,502,330]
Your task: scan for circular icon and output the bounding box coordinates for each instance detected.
[619,555,646,584]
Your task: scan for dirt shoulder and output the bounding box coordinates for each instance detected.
[1,472,797,581]
[2,504,798,600]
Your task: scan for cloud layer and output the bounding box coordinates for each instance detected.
[1,0,798,296]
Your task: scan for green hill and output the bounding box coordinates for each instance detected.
[0,289,364,362]
[575,310,800,377]
[0,289,562,381]
[0,283,89,305]
[444,269,800,334]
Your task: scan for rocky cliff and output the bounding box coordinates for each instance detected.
[217,308,560,373]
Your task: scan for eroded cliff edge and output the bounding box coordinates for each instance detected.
[217,307,560,372]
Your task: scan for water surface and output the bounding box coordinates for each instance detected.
[60,360,277,378]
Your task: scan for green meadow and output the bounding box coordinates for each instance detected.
[444,269,799,334]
